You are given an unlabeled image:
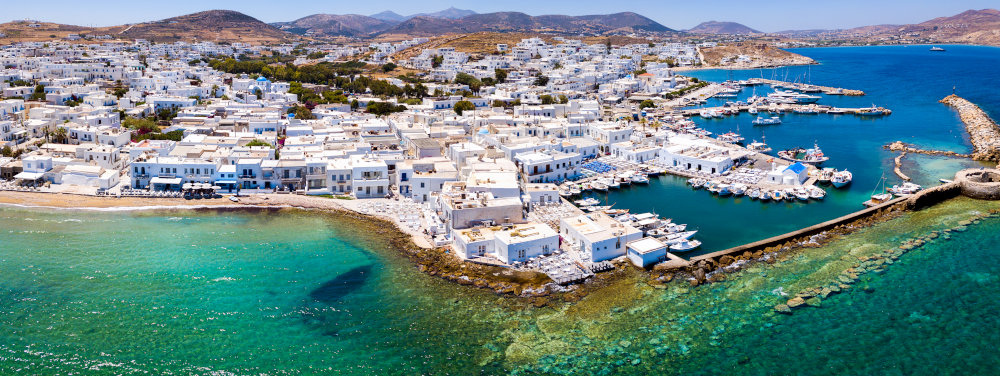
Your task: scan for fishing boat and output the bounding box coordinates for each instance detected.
[808,186,826,200]
[575,198,600,206]
[759,189,772,202]
[717,183,733,197]
[793,187,811,201]
[688,178,706,189]
[731,183,747,197]
[717,131,745,144]
[827,108,846,114]
[777,143,829,165]
[831,170,853,188]
[617,173,632,186]
[607,178,621,189]
[863,174,894,207]
[888,181,922,196]
[747,134,772,154]
[631,174,649,184]
[669,239,702,252]
[559,189,572,198]
[814,167,836,184]
[748,107,759,114]
[930,46,946,52]
[570,186,582,195]
[705,181,720,194]
[770,190,785,201]
[752,116,782,125]
[700,109,721,118]
[592,181,608,192]
[748,188,761,200]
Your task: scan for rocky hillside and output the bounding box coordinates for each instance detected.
[118,10,297,43]
[273,14,396,37]
[687,21,760,35]
[698,43,816,69]
[384,11,672,36]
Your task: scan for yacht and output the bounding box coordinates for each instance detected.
[831,170,853,188]
[930,46,946,52]
[768,89,821,104]
[669,239,703,252]
[752,116,782,125]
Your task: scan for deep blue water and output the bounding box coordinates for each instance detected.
[590,45,999,255]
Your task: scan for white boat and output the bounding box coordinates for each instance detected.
[570,186,582,195]
[717,131,745,144]
[688,178,706,189]
[831,170,853,188]
[759,190,772,202]
[748,107,759,114]
[662,230,698,242]
[930,46,946,52]
[631,174,650,184]
[808,186,826,200]
[575,197,601,206]
[793,187,810,201]
[607,178,621,189]
[592,181,608,191]
[731,183,747,197]
[864,193,894,207]
[768,89,821,104]
[747,139,772,154]
[748,188,761,200]
[770,190,785,201]
[777,142,829,165]
[717,183,733,197]
[669,239,702,252]
[857,105,889,116]
[888,182,922,196]
[752,116,782,125]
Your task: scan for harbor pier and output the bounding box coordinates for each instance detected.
[940,95,1000,161]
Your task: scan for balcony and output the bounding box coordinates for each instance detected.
[238,174,257,179]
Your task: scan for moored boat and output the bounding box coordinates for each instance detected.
[831,170,853,188]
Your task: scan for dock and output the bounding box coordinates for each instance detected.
[678,103,890,117]
[759,79,865,96]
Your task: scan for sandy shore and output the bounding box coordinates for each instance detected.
[0,190,435,248]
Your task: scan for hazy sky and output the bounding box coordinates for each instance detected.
[3,0,996,32]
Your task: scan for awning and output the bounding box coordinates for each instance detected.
[150,177,182,185]
[214,180,237,185]
[14,171,45,180]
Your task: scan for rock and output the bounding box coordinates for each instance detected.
[805,297,822,307]
[693,268,706,282]
[958,220,972,226]
[954,226,968,232]
[828,284,841,293]
[774,304,792,314]
[689,279,700,287]
[838,275,855,284]
[839,283,851,290]
[719,255,735,266]
[927,232,939,239]
[787,297,806,308]
[796,290,817,299]
[819,287,833,298]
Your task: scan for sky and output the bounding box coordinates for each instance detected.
[3,0,997,32]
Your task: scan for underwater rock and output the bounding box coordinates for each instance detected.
[787,297,806,308]
[774,304,792,314]
[819,287,833,298]
[828,284,841,293]
[805,297,822,307]
[954,225,968,232]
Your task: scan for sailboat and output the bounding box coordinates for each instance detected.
[863,174,894,207]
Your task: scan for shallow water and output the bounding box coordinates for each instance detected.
[2,197,1000,374]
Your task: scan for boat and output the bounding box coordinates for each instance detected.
[717,131,745,144]
[748,107,759,114]
[758,190,771,202]
[617,173,632,186]
[631,174,649,184]
[748,188,761,200]
[856,105,889,117]
[747,135,772,154]
[831,170,853,188]
[863,174,894,207]
[731,183,747,197]
[559,189,572,198]
[570,186,582,195]
[699,109,721,118]
[688,178,706,189]
[777,142,829,165]
[228,196,240,202]
[752,116,782,126]
[768,89,821,104]
[592,181,608,192]
[827,108,846,114]
[717,183,733,197]
[770,190,785,201]
[793,106,820,114]
[815,167,836,184]
[705,181,720,194]
[793,187,810,201]
[669,239,702,252]
[888,181,922,196]
[930,46,946,52]
[808,186,826,200]
[939,178,954,184]
[575,198,600,206]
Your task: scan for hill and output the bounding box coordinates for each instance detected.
[274,14,396,37]
[687,21,760,35]
[117,10,297,43]
[778,9,1000,46]
[384,11,672,36]
[410,7,477,20]
[370,11,406,22]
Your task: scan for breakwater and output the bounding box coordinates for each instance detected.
[940,94,1000,161]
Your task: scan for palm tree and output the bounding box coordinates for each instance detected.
[53,127,68,144]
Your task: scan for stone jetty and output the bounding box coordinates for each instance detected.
[940,94,1000,161]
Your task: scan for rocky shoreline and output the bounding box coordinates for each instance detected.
[940,94,1000,161]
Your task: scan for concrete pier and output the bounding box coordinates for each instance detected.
[759,79,865,96]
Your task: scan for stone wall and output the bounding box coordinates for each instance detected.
[957,169,1000,200]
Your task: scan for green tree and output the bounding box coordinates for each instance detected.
[29,85,46,101]
[289,105,315,120]
[245,139,274,148]
[0,145,12,157]
[558,95,568,104]
[454,100,475,115]
[540,95,555,105]
[533,75,549,86]
[112,87,128,98]
[431,55,443,68]
[366,102,407,116]
[381,63,397,73]
[639,99,656,109]
[494,69,507,83]
[454,73,483,92]
[52,126,69,144]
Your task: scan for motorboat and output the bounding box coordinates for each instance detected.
[570,186,582,195]
[731,183,747,197]
[669,239,703,252]
[705,181,720,194]
[768,89,821,104]
[758,190,771,202]
[632,174,650,184]
[808,186,826,200]
[777,143,829,165]
[752,116,782,125]
[689,178,706,189]
[770,190,785,201]
[856,105,890,116]
[930,46,946,52]
[575,197,601,206]
[864,193,894,207]
[888,182,922,196]
[592,181,608,191]
[662,230,698,243]
[717,131,745,144]
[793,187,811,201]
[748,107,759,114]
[814,167,836,184]
[831,170,853,188]
[748,188,761,200]
[717,183,733,197]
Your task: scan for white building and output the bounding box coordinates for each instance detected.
[560,212,643,262]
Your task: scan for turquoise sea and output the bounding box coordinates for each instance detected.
[2,46,1000,375]
[582,45,1000,254]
